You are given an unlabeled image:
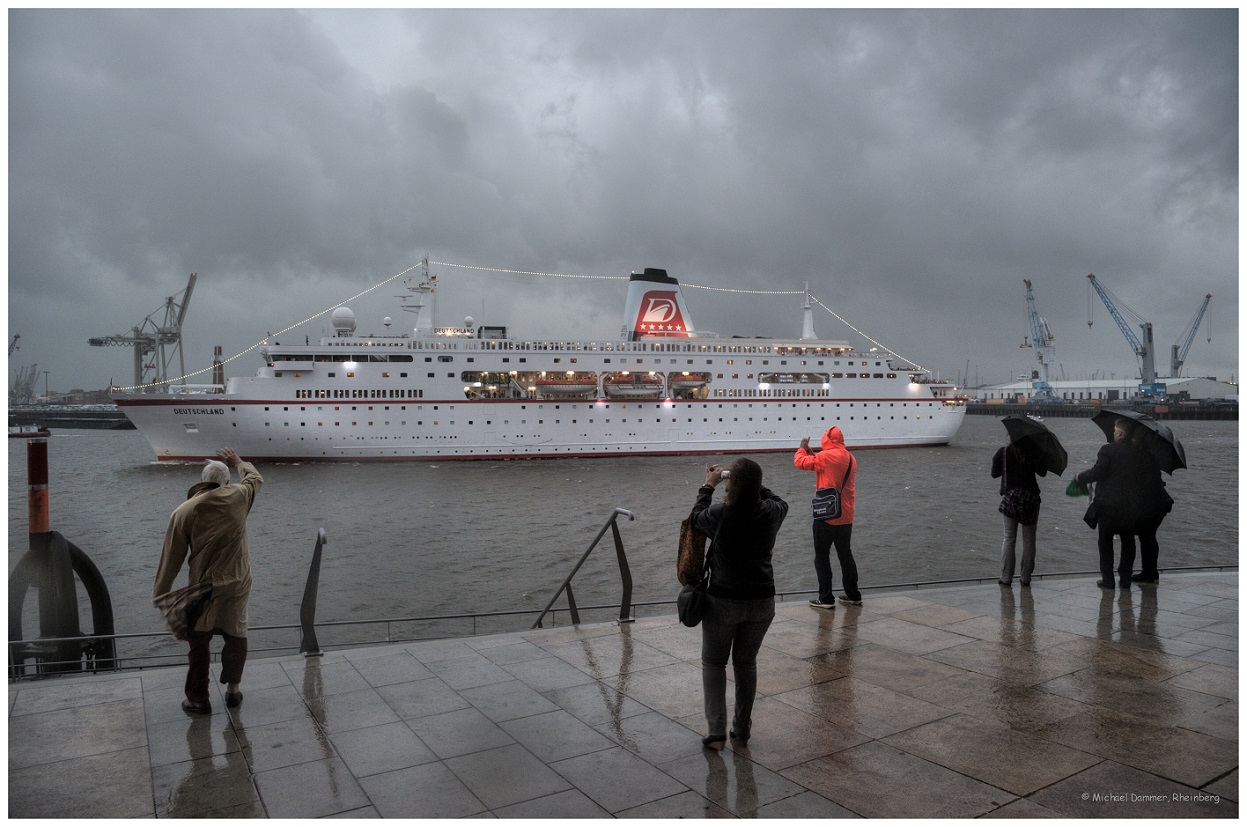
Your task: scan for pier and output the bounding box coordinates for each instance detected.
[967,402,1237,421]
[8,572,1237,818]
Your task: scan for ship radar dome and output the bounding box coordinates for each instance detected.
[331,307,357,336]
[464,316,474,329]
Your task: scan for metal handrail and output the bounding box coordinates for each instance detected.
[532,507,636,629]
[8,563,1236,680]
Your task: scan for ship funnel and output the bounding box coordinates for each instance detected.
[621,268,697,341]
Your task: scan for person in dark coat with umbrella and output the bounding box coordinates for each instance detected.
[1074,418,1152,589]
[1130,429,1174,584]
[991,430,1046,587]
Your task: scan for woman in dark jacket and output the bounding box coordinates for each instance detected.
[991,438,1046,587]
[690,457,788,750]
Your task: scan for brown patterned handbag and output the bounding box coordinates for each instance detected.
[677,517,708,586]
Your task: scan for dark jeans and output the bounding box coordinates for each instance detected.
[701,594,775,740]
[1097,523,1136,586]
[186,628,247,704]
[813,521,860,603]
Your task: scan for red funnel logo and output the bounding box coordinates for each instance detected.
[634,291,690,335]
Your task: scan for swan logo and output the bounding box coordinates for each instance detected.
[634,291,690,335]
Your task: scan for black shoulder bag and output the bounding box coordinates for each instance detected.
[812,456,854,521]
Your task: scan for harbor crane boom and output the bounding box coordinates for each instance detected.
[8,333,19,355]
[1086,273,1157,385]
[1021,279,1056,399]
[89,273,197,389]
[1170,292,1212,377]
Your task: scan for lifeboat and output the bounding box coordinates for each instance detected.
[669,371,710,391]
[535,372,598,398]
[603,372,664,399]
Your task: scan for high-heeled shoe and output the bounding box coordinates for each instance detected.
[701,735,726,751]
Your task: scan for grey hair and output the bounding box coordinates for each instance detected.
[202,460,230,486]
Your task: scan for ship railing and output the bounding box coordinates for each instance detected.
[6,563,1237,681]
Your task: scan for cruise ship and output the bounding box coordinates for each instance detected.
[113,266,966,462]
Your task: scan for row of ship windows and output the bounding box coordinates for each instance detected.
[294,389,426,399]
[263,401,941,412]
[259,414,929,428]
[277,354,888,368]
[312,341,858,357]
[290,381,896,400]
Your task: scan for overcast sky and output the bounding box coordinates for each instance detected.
[7,8,1239,395]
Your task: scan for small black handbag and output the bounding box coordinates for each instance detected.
[677,570,709,628]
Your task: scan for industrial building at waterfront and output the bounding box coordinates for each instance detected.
[974,375,1236,405]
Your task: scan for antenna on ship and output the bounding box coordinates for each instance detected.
[800,282,818,340]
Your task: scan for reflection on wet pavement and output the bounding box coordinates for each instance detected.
[9,572,1238,818]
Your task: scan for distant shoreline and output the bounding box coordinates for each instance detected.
[966,401,1237,421]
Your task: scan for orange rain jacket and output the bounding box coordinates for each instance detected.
[793,426,856,525]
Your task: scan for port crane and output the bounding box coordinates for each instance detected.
[1086,273,1158,389]
[89,273,196,389]
[11,362,39,405]
[8,333,19,355]
[1019,279,1056,400]
[1170,292,1212,378]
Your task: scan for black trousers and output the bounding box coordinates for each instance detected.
[813,521,860,602]
[1097,523,1135,586]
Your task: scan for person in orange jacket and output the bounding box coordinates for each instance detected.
[793,426,862,608]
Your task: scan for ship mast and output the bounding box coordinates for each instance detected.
[400,257,437,335]
[800,282,818,340]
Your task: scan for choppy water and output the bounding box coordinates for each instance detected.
[7,415,1237,646]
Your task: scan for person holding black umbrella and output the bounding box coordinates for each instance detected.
[991,434,1046,587]
[1074,418,1152,589]
[993,416,1066,587]
[1131,429,1174,584]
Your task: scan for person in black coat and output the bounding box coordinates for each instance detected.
[1131,432,1174,584]
[991,438,1046,587]
[1074,419,1152,589]
[690,457,788,750]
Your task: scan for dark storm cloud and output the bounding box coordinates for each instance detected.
[7,8,1237,393]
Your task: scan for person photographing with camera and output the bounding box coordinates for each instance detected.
[689,458,788,750]
[794,426,863,608]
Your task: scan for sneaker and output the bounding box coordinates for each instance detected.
[841,597,863,606]
[808,598,835,609]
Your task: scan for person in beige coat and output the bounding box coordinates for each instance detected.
[154,447,263,714]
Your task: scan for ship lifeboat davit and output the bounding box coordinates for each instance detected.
[536,372,598,398]
[604,372,664,399]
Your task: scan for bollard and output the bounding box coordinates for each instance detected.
[8,436,116,676]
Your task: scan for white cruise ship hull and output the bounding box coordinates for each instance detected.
[113,267,966,462]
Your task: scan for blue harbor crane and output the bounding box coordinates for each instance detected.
[1170,292,1212,378]
[1086,273,1160,394]
[1020,279,1056,401]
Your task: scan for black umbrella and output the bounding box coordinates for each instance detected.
[1090,408,1187,474]
[1000,414,1068,475]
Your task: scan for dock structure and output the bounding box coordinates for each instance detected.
[8,573,1237,818]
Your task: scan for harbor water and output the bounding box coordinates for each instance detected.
[7,415,1238,655]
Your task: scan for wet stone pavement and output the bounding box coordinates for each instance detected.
[8,572,1238,818]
